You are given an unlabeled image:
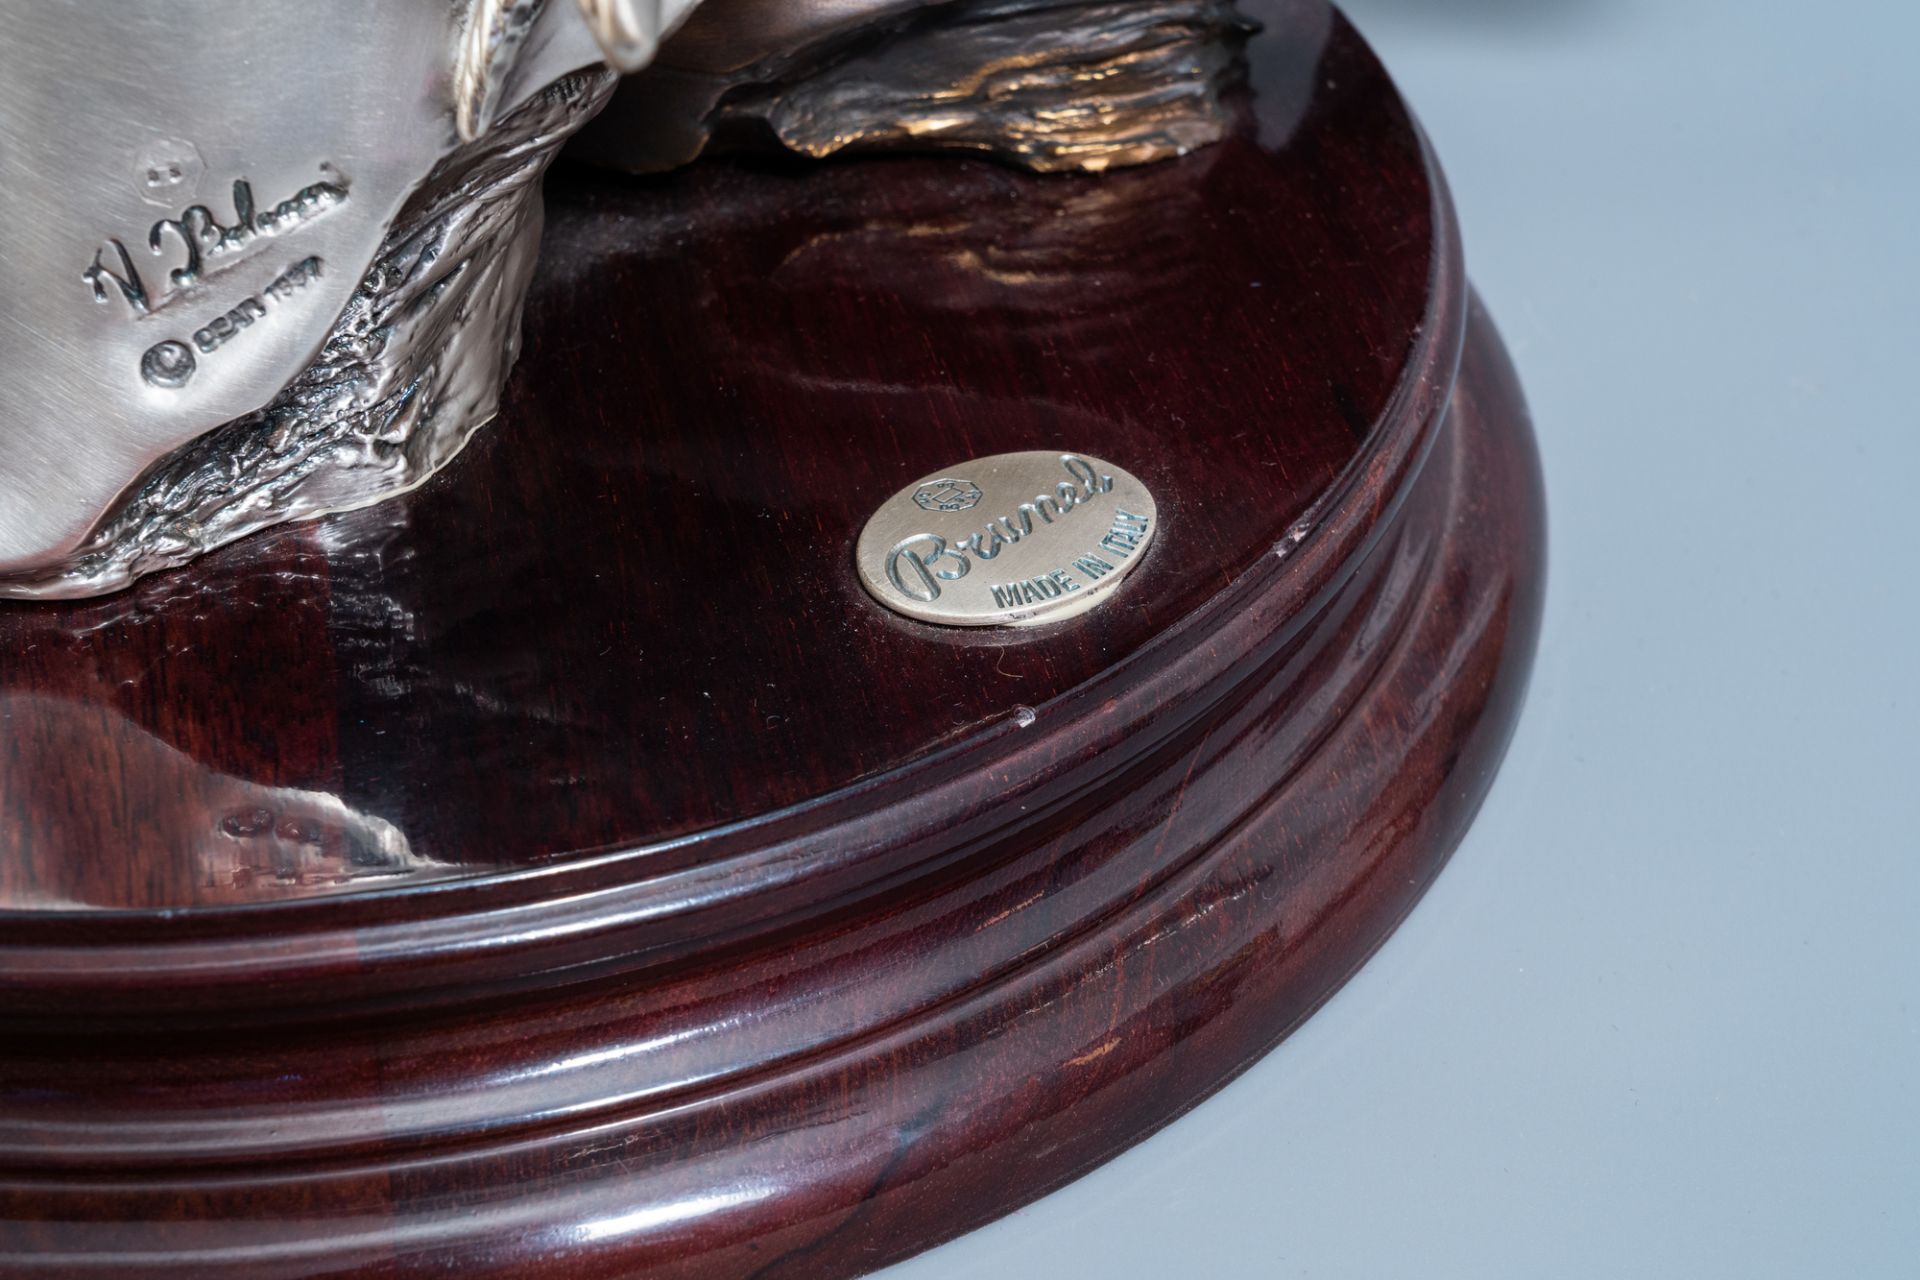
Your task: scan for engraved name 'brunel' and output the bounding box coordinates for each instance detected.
[856,449,1157,627]
[885,455,1152,604]
[82,167,350,317]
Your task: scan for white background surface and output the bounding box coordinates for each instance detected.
[888,0,1920,1274]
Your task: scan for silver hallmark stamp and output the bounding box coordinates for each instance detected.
[856,451,1158,628]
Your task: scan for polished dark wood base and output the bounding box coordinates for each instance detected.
[0,5,1542,1274]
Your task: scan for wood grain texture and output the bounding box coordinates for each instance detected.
[0,3,1544,1274]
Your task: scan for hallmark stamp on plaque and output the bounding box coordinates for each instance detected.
[856,451,1158,628]
[912,478,983,513]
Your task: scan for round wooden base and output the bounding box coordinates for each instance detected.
[0,6,1542,1275]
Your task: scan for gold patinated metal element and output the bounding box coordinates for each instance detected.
[572,0,1257,175]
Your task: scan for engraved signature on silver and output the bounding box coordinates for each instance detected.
[83,167,350,317]
[886,454,1118,602]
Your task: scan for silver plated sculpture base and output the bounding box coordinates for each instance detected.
[0,0,1254,600]
[0,73,616,602]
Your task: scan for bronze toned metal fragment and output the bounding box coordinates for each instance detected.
[573,0,1257,173]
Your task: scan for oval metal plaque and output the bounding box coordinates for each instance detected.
[856,451,1157,628]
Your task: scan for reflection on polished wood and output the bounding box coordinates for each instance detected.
[0,3,1543,1274]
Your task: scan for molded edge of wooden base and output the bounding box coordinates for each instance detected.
[0,295,1544,1279]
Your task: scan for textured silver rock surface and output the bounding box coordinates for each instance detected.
[0,72,616,601]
